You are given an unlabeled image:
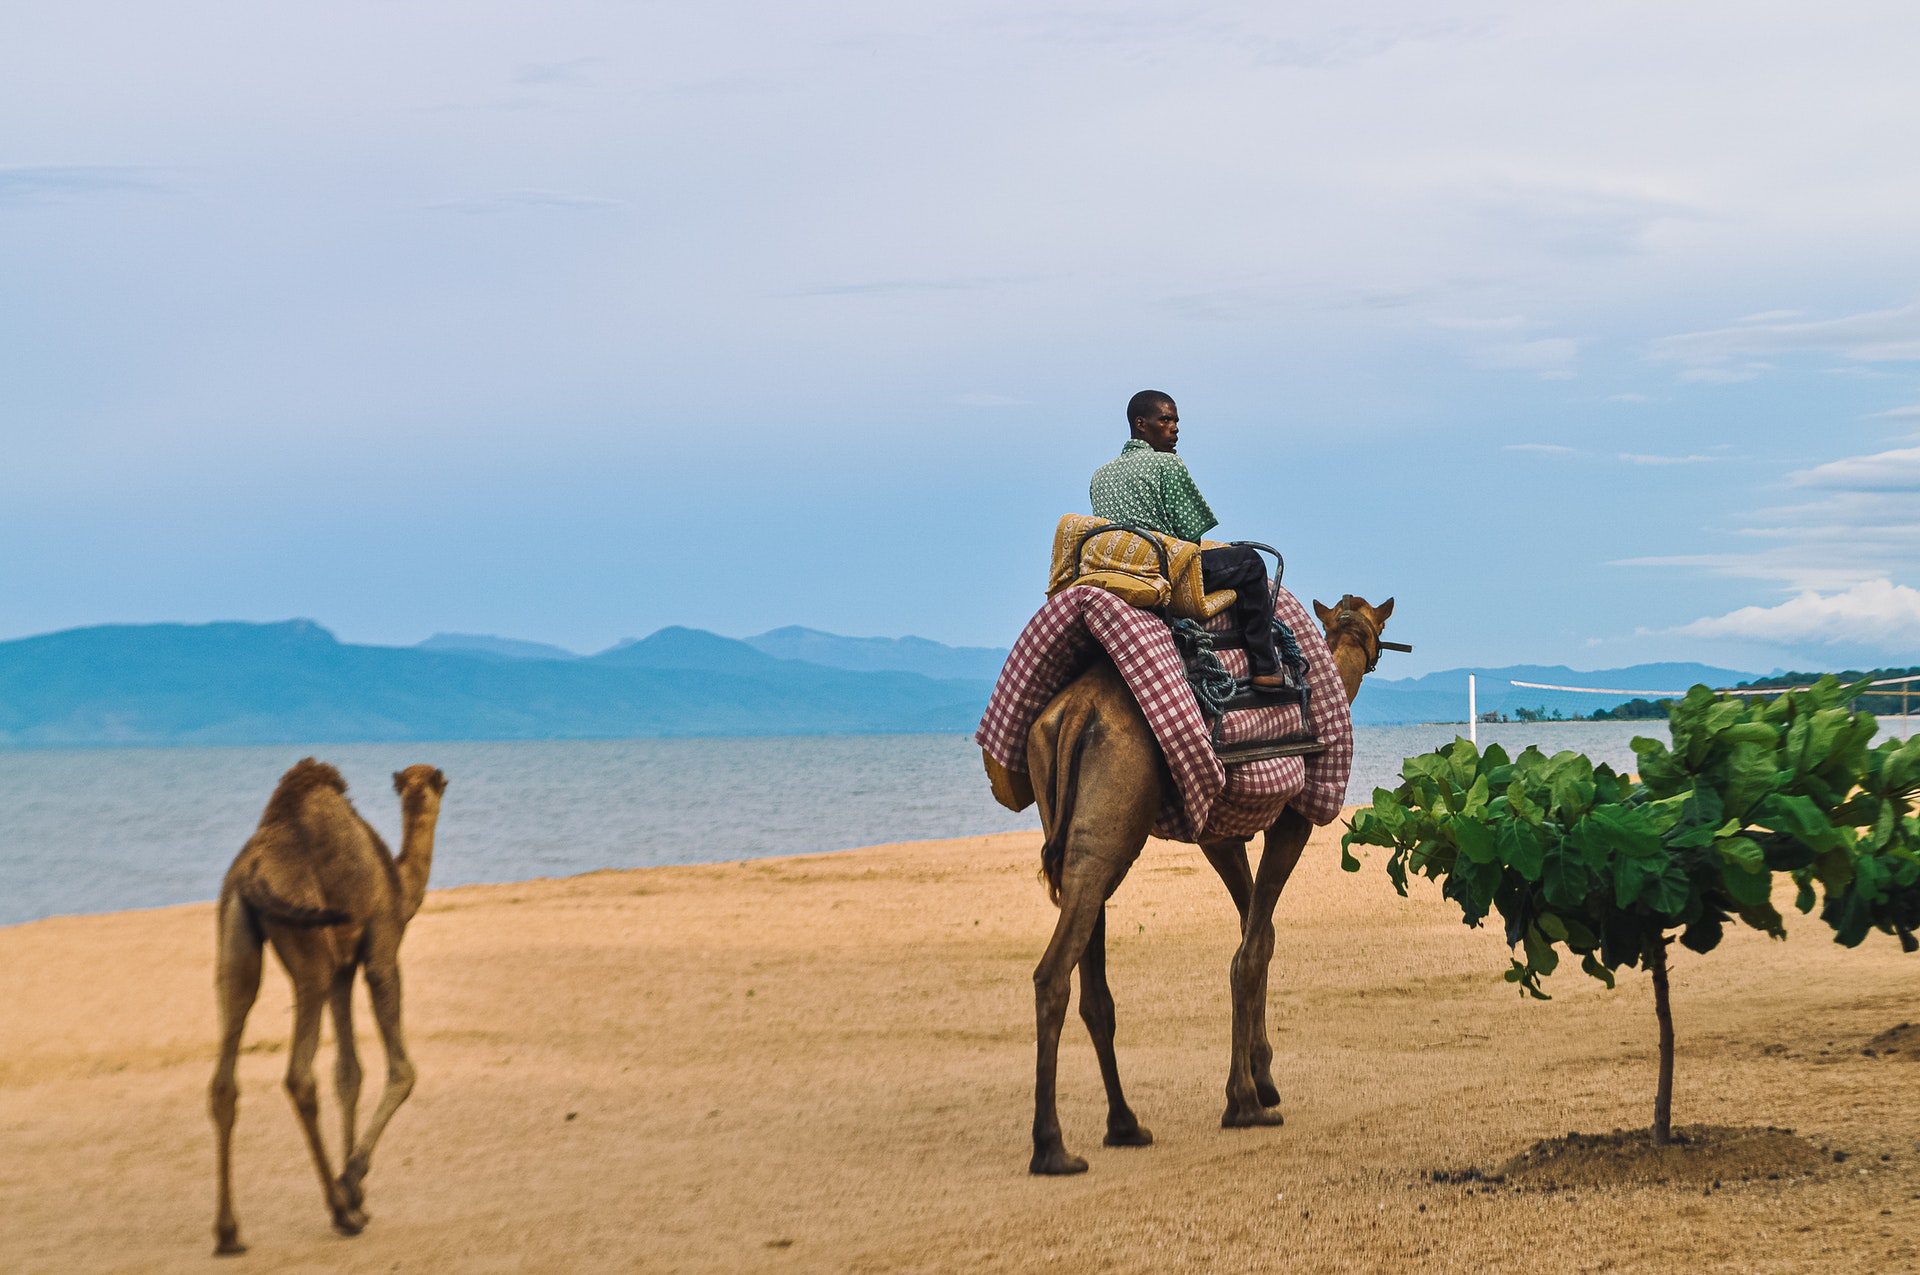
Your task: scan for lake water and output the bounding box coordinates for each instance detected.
[2,718,1909,926]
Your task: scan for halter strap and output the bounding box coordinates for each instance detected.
[1326,602,1385,673]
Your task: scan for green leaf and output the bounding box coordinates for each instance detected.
[1506,778,1546,827]
[1643,860,1693,916]
[1522,923,1561,977]
[1613,855,1650,910]
[1815,846,1856,892]
[1714,834,1765,873]
[1545,751,1597,818]
[1715,839,1773,908]
[1735,899,1786,937]
[1631,736,1687,794]
[1756,793,1851,856]
[1451,815,1497,864]
[1541,845,1590,910]
[1496,819,1546,880]
[1570,804,1663,869]
[1680,911,1725,954]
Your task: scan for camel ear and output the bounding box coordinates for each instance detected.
[1375,597,1394,622]
[1312,599,1333,624]
[430,768,447,793]
[392,770,406,794]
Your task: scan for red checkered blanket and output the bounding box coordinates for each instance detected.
[975,583,1353,842]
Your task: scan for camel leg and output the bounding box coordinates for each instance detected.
[1078,907,1151,1149]
[1200,838,1253,920]
[1222,811,1312,1128]
[284,976,364,1236]
[330,970,364,1208]
[339,959,416,1212]
[1032,855,1130,1175]
[210,900,262,1257]
[1201,837,1281,1108]
[1247,814,1313,1104]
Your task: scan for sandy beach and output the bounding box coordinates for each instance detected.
[3,814,1916,1273]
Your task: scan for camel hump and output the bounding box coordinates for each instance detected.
[237,853,351,927]
[261,757,349,826]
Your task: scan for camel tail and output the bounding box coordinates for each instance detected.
[237,875,351,927]
[1038,719,1094,906]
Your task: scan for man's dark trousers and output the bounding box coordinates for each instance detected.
[1199,545,1280,677]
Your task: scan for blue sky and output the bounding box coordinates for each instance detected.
[4,2,1920,676]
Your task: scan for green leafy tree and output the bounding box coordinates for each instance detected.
[1342,677,1920,1143]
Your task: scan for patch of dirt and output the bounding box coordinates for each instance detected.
[1432,1126,1836,1192]
[1862,1022,1919,1059]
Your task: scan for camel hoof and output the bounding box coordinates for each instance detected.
[337,1170,365,1211]
[1256,1080,1283,1108]
[1029,1148,1089,1175]
[332,1206,369,1237]
[1103,1124,1154,1148]
[213,1235,247,1257]
[1221,1105,1286,1129]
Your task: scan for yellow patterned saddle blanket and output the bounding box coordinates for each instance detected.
[1046,514,1237,621]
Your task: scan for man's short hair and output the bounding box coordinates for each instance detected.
[1127,389,1174,429]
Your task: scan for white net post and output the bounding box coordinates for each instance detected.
[1469,673,1478,745]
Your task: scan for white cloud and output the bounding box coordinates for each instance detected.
[1607,392,1653,404]
[1678,362,1771,384]
[1619,452,1713,465]
[1473,337,1579,375]
[1668,579,1920,648]
[1504,443,1578,456]
[1653,304,1920,379]
[1790,445,1920,492]
[1430,314,1528,332]
[427,190,626,212]
[515,58,599,86]
[0,165,159,203]
[1614,482,1920,592]
[1864,403,1920,419]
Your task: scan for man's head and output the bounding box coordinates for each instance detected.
[1127,390,1178,453]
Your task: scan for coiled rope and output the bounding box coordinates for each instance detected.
[1166,616,1312,724]
[1166,619,1240,720]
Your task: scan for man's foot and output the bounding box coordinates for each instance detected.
[1250,672,1288,691]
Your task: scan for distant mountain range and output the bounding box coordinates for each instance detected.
[416,624,1010,681]
[0,618,1763,748]
[0,621,996,748]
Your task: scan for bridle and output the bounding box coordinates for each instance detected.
[1324,599,1403,673]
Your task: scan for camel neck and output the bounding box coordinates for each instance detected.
[1329,640,1370,704]
[396,800,439,923]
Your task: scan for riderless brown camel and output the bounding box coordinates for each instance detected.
[1016,594,1394,1174]
[209,758,446,1254]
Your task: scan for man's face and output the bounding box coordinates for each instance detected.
[1134,401,1179,453]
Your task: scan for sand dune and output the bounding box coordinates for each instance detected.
[3,816,1916,1272]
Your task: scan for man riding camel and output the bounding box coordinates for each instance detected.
[1089,389,1287,691]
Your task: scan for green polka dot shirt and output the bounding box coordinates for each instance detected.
[1089,439,1218,543]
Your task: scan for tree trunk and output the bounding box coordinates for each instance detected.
[1649,939,1674,1145]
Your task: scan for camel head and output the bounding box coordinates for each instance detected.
[1312,595,1395,691]
[392,764,448,809]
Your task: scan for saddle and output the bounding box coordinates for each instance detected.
[1045,515,1319,762]
[1046,515,1236,621]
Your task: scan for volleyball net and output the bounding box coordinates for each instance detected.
[1486,671,1920,724]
